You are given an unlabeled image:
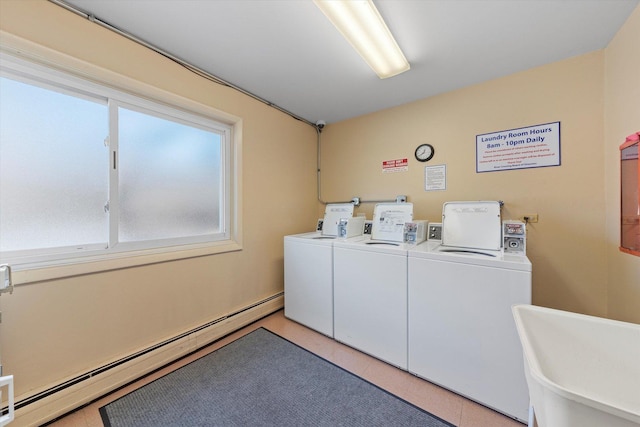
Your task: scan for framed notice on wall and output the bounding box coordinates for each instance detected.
[476,122,561,173]
[425,164,446,191]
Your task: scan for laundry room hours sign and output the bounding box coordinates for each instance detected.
[476,122,560,173]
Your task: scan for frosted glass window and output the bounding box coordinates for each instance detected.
[117,107,222,242]
[0,76,108,252]
[0,54,236,271]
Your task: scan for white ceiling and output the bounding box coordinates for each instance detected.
[60,0,638,125]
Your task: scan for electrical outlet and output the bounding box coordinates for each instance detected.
[522,214,538,223]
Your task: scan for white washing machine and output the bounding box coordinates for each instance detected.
[333,238,410,369]
[407,201,532,422]
[284,204,362,337]
[285,231,337,337]
[332,203,415,369]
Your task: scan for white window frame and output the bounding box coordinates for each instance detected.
[0,49,242,283]
[107,99,231,252]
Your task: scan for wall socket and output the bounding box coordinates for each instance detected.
[522,214,539,223]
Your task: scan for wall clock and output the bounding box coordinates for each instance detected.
[415,143,435,162]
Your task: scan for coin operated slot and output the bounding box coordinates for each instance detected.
[503,221,526,255]
[404,220,428,245]
[337,217,366,239]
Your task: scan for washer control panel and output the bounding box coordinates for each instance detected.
[503,221,526,254]
[428,223,442,241]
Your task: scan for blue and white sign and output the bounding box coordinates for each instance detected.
[476,122,561,173]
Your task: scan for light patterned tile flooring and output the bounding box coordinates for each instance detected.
[46,310,524,427]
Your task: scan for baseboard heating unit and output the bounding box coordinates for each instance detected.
[8,292,284,426]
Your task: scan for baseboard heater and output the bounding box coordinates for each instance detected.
[8,292,284,426]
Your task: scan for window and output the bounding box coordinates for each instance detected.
[0,53,239,273]
[0,76,109,254]
[115,104,225,245]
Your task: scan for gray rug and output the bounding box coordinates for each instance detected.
[100,328,454,426]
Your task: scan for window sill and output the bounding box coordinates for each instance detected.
[10,240,242,285]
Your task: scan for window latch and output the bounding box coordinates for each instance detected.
[0,264,13,295]
[104,201,110,213]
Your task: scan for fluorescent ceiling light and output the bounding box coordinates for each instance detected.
[314,0,410,79]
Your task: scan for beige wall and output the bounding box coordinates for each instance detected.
[321,50,609,317]
[319,5,640,323]
[604,5,640,323]
[0,0,319,405]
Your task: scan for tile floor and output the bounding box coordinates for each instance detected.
[46,310,525,427]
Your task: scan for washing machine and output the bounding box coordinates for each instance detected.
[332,203,415,369]
[407,201,532,422]
[284,203,363,337]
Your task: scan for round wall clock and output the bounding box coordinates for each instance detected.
[414,143,435,162]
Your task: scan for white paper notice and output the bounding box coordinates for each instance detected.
[425,164,446,191]
[476,122,560,173]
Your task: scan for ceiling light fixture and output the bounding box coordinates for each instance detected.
[313,0,410,79]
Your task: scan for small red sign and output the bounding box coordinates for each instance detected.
[382,158,409,173]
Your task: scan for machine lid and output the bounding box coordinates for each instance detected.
[438,248,498,257]
[321,203,354,236]
[371,203,413,242]
[408,241,532,271]
[333,236,410,255]
[441,201,502,250]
